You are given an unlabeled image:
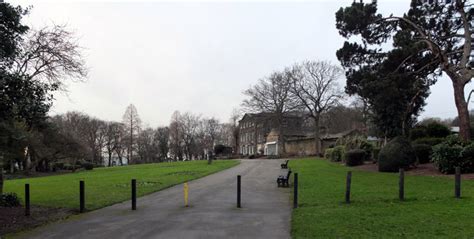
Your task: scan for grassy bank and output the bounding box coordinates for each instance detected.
[4,160,238,211]
[290,158,474,238]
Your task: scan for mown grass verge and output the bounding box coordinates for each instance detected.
[4,160,239,211]
[290,158,474,238]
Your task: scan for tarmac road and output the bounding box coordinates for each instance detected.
[21,159,292,239]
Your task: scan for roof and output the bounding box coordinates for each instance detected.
[239,112,306,122]
[286,128,365,142]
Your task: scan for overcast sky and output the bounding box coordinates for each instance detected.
[9,0,472,127]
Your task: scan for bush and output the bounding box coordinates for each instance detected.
[412,144,432,164]
[412,137,445,146]
[324,148,334,160]
[425,122,451,138]
[359,140,374,161]
[378,137,417,172]
[82,163,94,170]
[0,193,21,207]
[432,143,465,174]
[444,134,463,146]
[52,162,65,171]
[345,149,366,166]
[372,147,381,163]
[331,146,345,162]
[410,126,427,140]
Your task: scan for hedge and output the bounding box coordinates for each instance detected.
[378,137,416,172]
[345,149,366,166]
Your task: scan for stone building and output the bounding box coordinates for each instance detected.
[238,113,305,156]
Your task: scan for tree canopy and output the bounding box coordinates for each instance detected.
[336,0,473,139]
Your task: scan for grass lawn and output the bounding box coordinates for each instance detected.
[4,160,238,211]
[290,158,474,239]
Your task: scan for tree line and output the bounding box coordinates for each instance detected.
[2,104,240,175]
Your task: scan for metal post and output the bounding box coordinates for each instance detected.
[399,168,405,201]
[80,181,85,213]
[345,171,352,204]
[237,175,241,208]
[293,173,298,209]
[25,184,30,216]
[455,167,461,199]
[132,179,137,210]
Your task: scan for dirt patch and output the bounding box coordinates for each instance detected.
[0,206,73,236]
[353,162,474,179]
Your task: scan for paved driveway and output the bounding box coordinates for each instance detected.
[22,159,291,239]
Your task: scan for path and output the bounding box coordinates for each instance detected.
[21,159,291,239]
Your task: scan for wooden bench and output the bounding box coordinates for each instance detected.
[277,170,292,187]
[281,160,289,169]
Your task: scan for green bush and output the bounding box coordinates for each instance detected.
[82,163,94,170]
[444,134,463,146]
[0,193,21,207]
[412,137,445,146]
[412,144,432,164]
[432,143,465,174]
[425,122,451,138]
[372,147,381,163]
[324,148,334,160]
[378,137,417,172]
[345,149,366,166]
[410,126,427,140]
[359,141,374,161]
[52,162,65,171]
[331,146,345,162]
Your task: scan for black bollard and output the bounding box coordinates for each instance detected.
[293,173,298,209]
[455,167,461,199]
[25,184,30,216]
[345,171,352,204]
[80,181,85,213]
[399,168,405,201]
[237,175,241,208]
[132,179,137,210]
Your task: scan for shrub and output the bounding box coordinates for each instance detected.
[444,134,463,146]
[432,143,465,174]
[0,193,21,207]
[345,149,366,166]
[378,137,417,172]
[372,147,381,163]
[52,162,65,171]
[324,148,334,160]
[409,126,427,140]
[425,122,451,138]
[412,144,432,164]
[412,137,445,146]
[359,140,374,161]
[82,163,94,170]
[331,145,345,162]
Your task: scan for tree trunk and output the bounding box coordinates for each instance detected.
[108,151,112,167]
[453,81,471,141]
[277,115,286,157]
[314,117,322,156]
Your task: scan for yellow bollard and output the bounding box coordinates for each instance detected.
[184,182,189,207]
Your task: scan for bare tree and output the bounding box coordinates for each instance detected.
[83,118,106,165]
[113,125,127,166]
[229,108,242,154]
[12,25,87,88]
[122,104,141,164]
[169,111,183,161]
[180,112,201,160]
[287,61,344,155]
[155,127,170,161]
[243,71,300,156]
[137,127,158,163]
[104,122,122,167]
